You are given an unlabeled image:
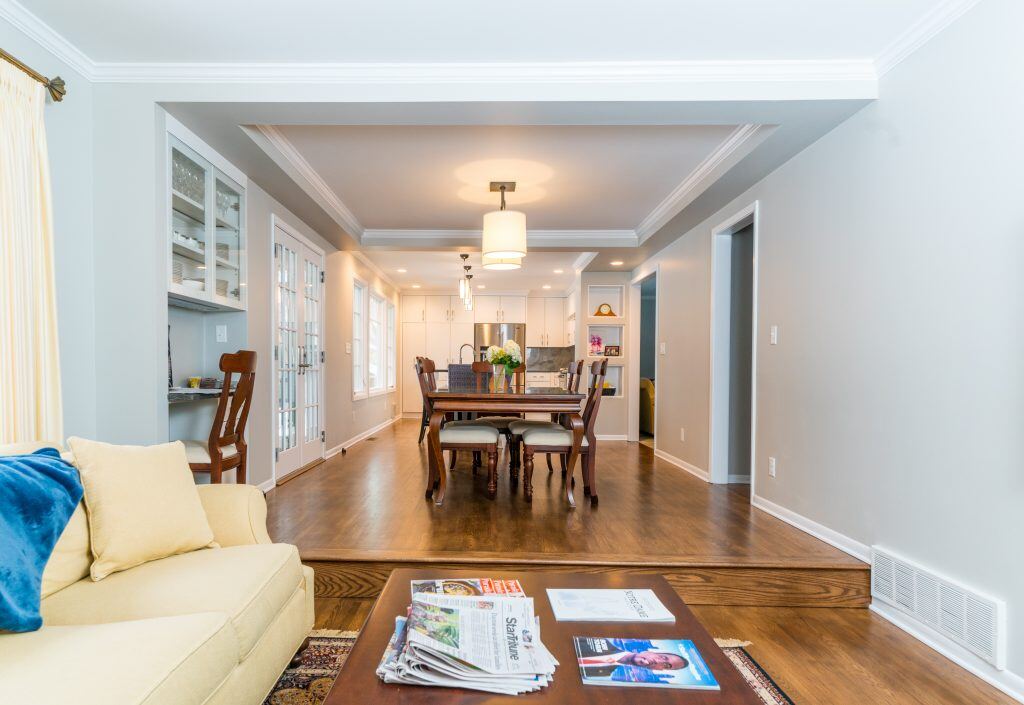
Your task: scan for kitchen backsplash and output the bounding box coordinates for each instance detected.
[526,345,576,372]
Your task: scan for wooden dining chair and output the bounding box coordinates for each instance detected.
[508,359,586,473]
[415,357,501,499]
[185,350,256,484]
[520,358,608,505]
[464,361,528,480]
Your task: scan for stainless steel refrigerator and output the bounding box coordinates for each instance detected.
[474,323,526,361]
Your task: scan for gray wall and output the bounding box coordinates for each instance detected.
[634,0,1024,678]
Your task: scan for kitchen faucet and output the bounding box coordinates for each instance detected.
[459,343,476,363]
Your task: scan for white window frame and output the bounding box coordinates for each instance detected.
[386,301,397,391]
[368,292,386,395]
[352,280,367,400]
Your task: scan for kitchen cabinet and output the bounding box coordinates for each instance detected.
[526,297,565,346]
[402,295,424,323]
[167,132,246,311]
[474,295,526,323]
[424,295,450,323]
[449,322,475,364]
[450,296,474,323]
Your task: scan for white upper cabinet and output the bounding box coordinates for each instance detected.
[402,295,425,322]
[167,131,246,311]
[424,295,450,323]
[526,298,546,346]
[450,296,474,323]
[500,296,527,323]
[473,296,501,322]
[544,298,565,346]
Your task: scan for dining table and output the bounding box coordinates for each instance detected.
[425,381,586,507]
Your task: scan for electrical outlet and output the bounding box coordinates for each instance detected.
[215,324,227,343]
[659,342,667,355]
[680,427,685,442]
[768,456,777,477]
[769,325,779,345]
[345,342,352,354]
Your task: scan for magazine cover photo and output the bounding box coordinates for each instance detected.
[574,637,720,689]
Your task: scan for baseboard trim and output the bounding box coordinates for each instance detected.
[596,434,627,441]
[257,478,275,494]
[727,474,751,484]
[328,416,401,458]
[653,449,710,482]
[751,495,871,563]
[870,602,1024,704]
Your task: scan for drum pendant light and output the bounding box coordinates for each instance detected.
[481,182,527,259]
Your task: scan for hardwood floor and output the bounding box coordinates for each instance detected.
[268,419,860,566]
[314,597,1017,705]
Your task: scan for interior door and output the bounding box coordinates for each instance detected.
[274,224,324,482]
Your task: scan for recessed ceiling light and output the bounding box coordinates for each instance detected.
[553,269,563,274]
[411,284,421,289]
[477,284,486,289]
[610,260,624,266]
[542,284,551,289]
[397,268,407,273]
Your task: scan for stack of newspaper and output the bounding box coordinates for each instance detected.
[376,579,557,695]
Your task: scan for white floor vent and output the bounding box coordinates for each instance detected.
[872,547,1005,669]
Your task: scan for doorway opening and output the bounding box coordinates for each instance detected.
[638,274,657,448]
[710,202,758,486]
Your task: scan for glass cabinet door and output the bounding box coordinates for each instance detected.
[169,139,209,295]
[213,174,244,306]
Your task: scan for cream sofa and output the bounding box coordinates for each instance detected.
[0,443,314,705]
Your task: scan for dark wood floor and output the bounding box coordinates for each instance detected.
[314,598,1017,705]
[268,419,860,567]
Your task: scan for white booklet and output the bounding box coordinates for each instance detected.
[546,589,675,622]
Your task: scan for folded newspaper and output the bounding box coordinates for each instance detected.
[377,592,557,695]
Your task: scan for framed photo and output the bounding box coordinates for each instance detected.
[603,345,621,357]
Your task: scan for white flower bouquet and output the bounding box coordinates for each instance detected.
[486,339,523,378]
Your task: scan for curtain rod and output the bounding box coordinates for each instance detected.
[0,47,66,102]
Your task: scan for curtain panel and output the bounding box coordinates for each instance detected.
[0,62,62,443]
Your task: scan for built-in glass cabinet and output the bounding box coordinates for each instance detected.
[168,132,246,310]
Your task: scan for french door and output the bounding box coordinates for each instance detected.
[274,223,325,481]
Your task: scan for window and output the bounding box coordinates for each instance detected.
[368,293,386,393]
[352,282,366,398]
[386,302,397,390]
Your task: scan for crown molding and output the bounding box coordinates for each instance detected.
[360,229,637,248]
[350,250,399,291]
[875,0,982,76]
[0,0,95,79]
[84,58,879,87]
[253,124,364,239]
[635,123,764,243]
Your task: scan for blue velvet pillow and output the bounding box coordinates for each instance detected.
[0,447,83,632]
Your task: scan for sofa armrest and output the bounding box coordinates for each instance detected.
[196,484,272,546]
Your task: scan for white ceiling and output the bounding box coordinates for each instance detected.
[18,0,938,63]
[362,251,583,295]
[274,125,739,230]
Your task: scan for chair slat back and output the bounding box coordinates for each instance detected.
[566,359,585,393]
[209,350,256,457]
[581,358,609,437]
[470,360,492,392]
[415,357,438,415]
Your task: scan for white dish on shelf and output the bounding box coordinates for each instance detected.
[182,279,203,290]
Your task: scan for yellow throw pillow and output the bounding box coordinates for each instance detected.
[66,438,216,580]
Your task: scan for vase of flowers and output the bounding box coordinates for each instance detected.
[485,340,523,392]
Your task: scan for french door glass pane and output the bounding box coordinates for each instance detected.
[276,244,299,452]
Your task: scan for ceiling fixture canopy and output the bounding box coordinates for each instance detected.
[481,181,527,259]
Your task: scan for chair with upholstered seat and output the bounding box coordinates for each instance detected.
[520,359,607,505]
[508,359,585,472]
[185,350,256,484]
[415,357,501,498]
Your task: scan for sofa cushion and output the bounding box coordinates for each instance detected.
[42,543,304,661]
[0,612,237,705]
[67,437,216,580]
[41,502,91,598]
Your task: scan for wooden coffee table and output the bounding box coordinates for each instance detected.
[324,568,763,704]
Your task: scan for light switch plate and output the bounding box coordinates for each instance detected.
[680,427,685,442]
[769,325,779,345]
[768,456,777,477]
[345,342,352,354]
[215,324,227,343]
[659,342,667,355]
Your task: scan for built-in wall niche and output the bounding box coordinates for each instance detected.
[596,365,623,398]
[587,324,623,359]
[587,284,624,320]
